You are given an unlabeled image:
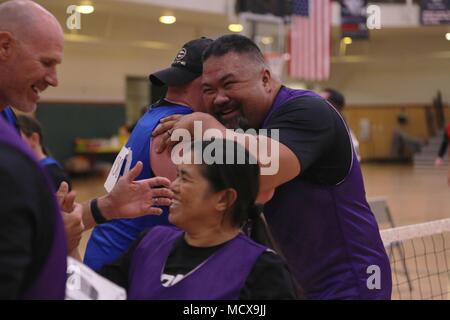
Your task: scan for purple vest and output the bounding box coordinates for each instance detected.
[0,116,67,299]
[262,87,392,299]
[128,226,267,300]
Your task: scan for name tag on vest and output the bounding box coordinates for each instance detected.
[104,146,132,193]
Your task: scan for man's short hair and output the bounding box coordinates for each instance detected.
[202,34,266,66]
[324,88,345,111]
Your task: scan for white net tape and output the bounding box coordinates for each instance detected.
[380,218,450,300]
[381,218,450,247]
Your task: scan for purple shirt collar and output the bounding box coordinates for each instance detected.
[261,86,321,128]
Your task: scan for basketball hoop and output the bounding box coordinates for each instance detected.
[263,52,290,80]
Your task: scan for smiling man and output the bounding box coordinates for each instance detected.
[154,34,392,299]
[0,0,173,299]
[0,0,67,299]
[0,1,62,112]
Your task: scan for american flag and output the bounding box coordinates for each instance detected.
[289,0,331,81]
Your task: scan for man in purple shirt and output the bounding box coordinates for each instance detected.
[154,34,392,299]
[0,0,173,299]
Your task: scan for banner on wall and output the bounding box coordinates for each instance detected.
[421,0,450,25]
[340,0,369,39]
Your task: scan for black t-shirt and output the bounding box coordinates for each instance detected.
[265,95,353,185]
[99,231,298,300]
[0,143,55,299]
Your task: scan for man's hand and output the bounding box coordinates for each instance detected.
[98,161,174,220]
[62,203,84,252]
[56,182,85,252]
[152,112,220,153]
[152,114,185,138]
[56,181,76,212]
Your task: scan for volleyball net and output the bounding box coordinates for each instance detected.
[380,218,450,300]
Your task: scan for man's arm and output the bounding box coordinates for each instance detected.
[153,112,300,199]
[78,161,174,230]
[150,134,177,182]
[56,182,84,258]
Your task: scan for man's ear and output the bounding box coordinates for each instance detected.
[215,188,237,213]
[262,68,272,92]
[0,31,13,60]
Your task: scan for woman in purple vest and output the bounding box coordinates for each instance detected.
[99,139,298,299]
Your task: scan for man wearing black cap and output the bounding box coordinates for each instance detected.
[84,37,213,271]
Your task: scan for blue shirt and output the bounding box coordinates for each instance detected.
[84,101,192,270]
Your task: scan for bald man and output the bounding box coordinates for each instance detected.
[0,0,173,299]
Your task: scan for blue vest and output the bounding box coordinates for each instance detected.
[128,226,267,300]
[84,102,192,270]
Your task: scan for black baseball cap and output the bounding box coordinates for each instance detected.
[150,37,213,87]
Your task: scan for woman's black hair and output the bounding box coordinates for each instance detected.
[190,138,304,298]
[190,139,273,247]
[16,114,48,155]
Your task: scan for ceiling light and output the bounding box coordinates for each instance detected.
[159,16,176,25]
[76,5,94,14]
[228,24,243,33]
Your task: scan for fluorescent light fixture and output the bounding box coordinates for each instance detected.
[76,5,94,14]
[159,16,176,24]
[228,24,243,33]
[261,36,274,45]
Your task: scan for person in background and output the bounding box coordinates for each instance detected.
[391,112,423,162]
[434,122,450,185]
[17,114,72,190]
[320,88,361,161]
[435,122,450,167]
